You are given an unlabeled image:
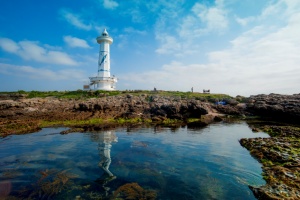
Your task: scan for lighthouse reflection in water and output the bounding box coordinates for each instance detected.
[0,124,269,199]
[97,131,118,195]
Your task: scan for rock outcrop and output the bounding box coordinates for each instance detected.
[0,95,215,135]
[0,95,215,121]
[246,93,300,123]
[0,93,27,100]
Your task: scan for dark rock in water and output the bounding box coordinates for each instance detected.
[131,141,149,148]
[187,120,208,128]
[0,181,12,197]
[246,93,300,123]
[60,128,85,134]
[213,116,223,122]
[186,114,222,128]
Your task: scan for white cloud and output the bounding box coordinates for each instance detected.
[120,1,300,96]
[235,16,255,26]
[0,63,85,80]
[120,51,300,96]
[178,0,228,38]
[61,10,92,31]
[115,27,147,49]
[155,35,181,55]
[103,0,118,9]
[116,34,128,49]
[0,38,78,66]
[235,0,300,27]
[124,27,146,35]
[63,36,91,48]
[192,1,228,33]
[0,38,19,53]
[155,0,228,56]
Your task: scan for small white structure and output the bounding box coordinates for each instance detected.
[89,29,117,90]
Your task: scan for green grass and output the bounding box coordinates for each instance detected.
[40,117,206,128]
[0,90,123,99]
[149,90,231,102]
[40,117,154,127]
[161,118,182,125]
[186,118,201,123]
[0,89,232,102]
[40,118,105,127]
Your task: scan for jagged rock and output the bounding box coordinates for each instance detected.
[246,93,300,123]
[224,98,239,105]
[213,104,245,115]
[0,100,18,109]
[0,93,27,100]
[0,95,213,134]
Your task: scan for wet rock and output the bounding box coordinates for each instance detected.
[213,116,223,122]
[112,182,157,200]
[60,128,85,134]
[262,125,300,137]
[240,125,300,200]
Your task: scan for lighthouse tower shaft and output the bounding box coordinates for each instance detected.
[98,41,111,78]
[97,29,112,78]
[89,29,117,91]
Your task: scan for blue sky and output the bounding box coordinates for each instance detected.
[0,0,299,96]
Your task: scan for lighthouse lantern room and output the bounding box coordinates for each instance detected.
[88,29,117,90]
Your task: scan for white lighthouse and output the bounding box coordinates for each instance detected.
[89,29,117,90]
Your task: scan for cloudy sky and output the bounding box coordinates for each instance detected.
[0,0,299,96]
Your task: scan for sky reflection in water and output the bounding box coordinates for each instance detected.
[0,122,269,199]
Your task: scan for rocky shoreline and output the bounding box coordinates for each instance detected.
[0,92,299,199]
[240,125,300,199]
[0,93,225,135]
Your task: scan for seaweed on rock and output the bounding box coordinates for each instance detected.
[112,182,157,200]
[13,169,79,199]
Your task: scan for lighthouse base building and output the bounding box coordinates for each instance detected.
[87,29,117,91]
[89,76,117,91]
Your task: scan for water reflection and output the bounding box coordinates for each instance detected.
[96,131,118,195]
[0,124,269,199]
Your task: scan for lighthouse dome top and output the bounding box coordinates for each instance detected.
[97,28,113,44]
[102,28,109,36]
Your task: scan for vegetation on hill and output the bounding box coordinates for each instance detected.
[0,89,232,102]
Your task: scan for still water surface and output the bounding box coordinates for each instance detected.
[0,122,269,199]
